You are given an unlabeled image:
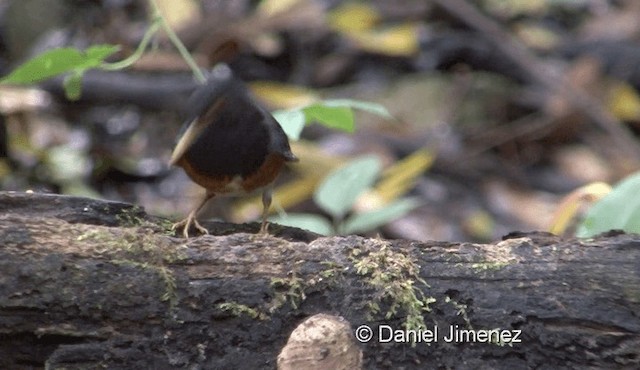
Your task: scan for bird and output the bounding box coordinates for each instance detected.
[170,64,298,238]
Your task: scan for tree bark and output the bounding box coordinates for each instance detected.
[0,191,638,369]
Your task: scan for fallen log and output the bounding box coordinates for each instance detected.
[0,191,638,369]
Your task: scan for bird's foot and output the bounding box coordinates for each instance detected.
[259,220,270,235]
[172,215,209,238]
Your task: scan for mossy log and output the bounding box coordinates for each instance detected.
[0,192,638,369]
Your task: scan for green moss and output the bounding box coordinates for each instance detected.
[445,295,471,328]
[157,218,177,235]
[76,223,183,311]
[111,259,178,308]
[349,242,435,333]
[470,261,510,272]
[156,265,178,305]
[115,206,146,227]
[269,273,306,312]
[318,261,345,280]
[218,302,266,320]
[76,225,186,263]
[115,206,175,236]
[264,240,437,339]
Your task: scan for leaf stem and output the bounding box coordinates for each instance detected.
[102,0,207,84]
[147,0,206,83]
[101,17,161,71]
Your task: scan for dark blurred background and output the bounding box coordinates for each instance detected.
[1,0,640,242]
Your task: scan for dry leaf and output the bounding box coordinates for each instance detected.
[153,0,201,30]
[607,82,640,121]
[355,148,434,212]
[328,2,380,33]
[549,182,611,236]
[346,23,420,57]
[249,81,319,109]
[257,0,306,18]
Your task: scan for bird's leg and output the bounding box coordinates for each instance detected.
[259,188,273,234]
[172,192,215,238]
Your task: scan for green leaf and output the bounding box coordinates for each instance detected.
[63,72,83,100]
[85,44,120,61]
[303,104,355,133]
[47,145,90,182]
[576,172,640,237]
[2,48,84,84]
[271,99,391,139]
[323,99,393,119]
[314,155,382,220]
[272,109,306,140]
[1,45,119,85]
[270,213,333,235]
[342,197,421,234]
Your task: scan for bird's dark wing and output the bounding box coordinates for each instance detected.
[170,98,226,166]
[170,65,234,166]
[181,91,270,177]
[171,63,297,178]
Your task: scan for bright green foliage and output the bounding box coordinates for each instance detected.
[273,155,420,235]
[314,155,382,220]
[304,104,354,132]
[273,99,391,140]
[322,99,393,119]
[343,197,421,234]
[271,213,334,236]
[63,71,84,100]
[1,45,119,85]
[576,171,640,237]
[272,109,307,139]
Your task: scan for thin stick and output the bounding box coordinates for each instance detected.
[430,0,640,166]
[148,0,206,84]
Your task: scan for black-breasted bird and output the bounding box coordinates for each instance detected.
[170,64,298,238]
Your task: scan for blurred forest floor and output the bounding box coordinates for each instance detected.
[1,0,640,242]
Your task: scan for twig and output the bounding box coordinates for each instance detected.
[148,0,206,84]
[429,0,640,167]
[102,18,161,71]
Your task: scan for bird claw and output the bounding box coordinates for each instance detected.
[172,215,209,238]
[259,220,269,235]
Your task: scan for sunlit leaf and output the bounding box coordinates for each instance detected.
[270,213,333,235]
[549,182,611,235]
[343,197,421,234]
[515,22,560,50]
[370,148,434,205]
[273,109,306,140]
[303,104,355,133]
[607,82,640,121]
[323,99,392,119]
[462,210,495,241]
[272,99,390,139]
[47,145,90,183]
[257,0,305,17]
[63,72,83,101]
[328,1,419,57]
[576,173,640,237]
[250,81,318,109]
[328,2,379,33]
[314,155,382,219]
[347,23,420,57]
[2,48,83,84]
[153,0,200,29]
[85,44,121,63]
[1,45,119,85]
